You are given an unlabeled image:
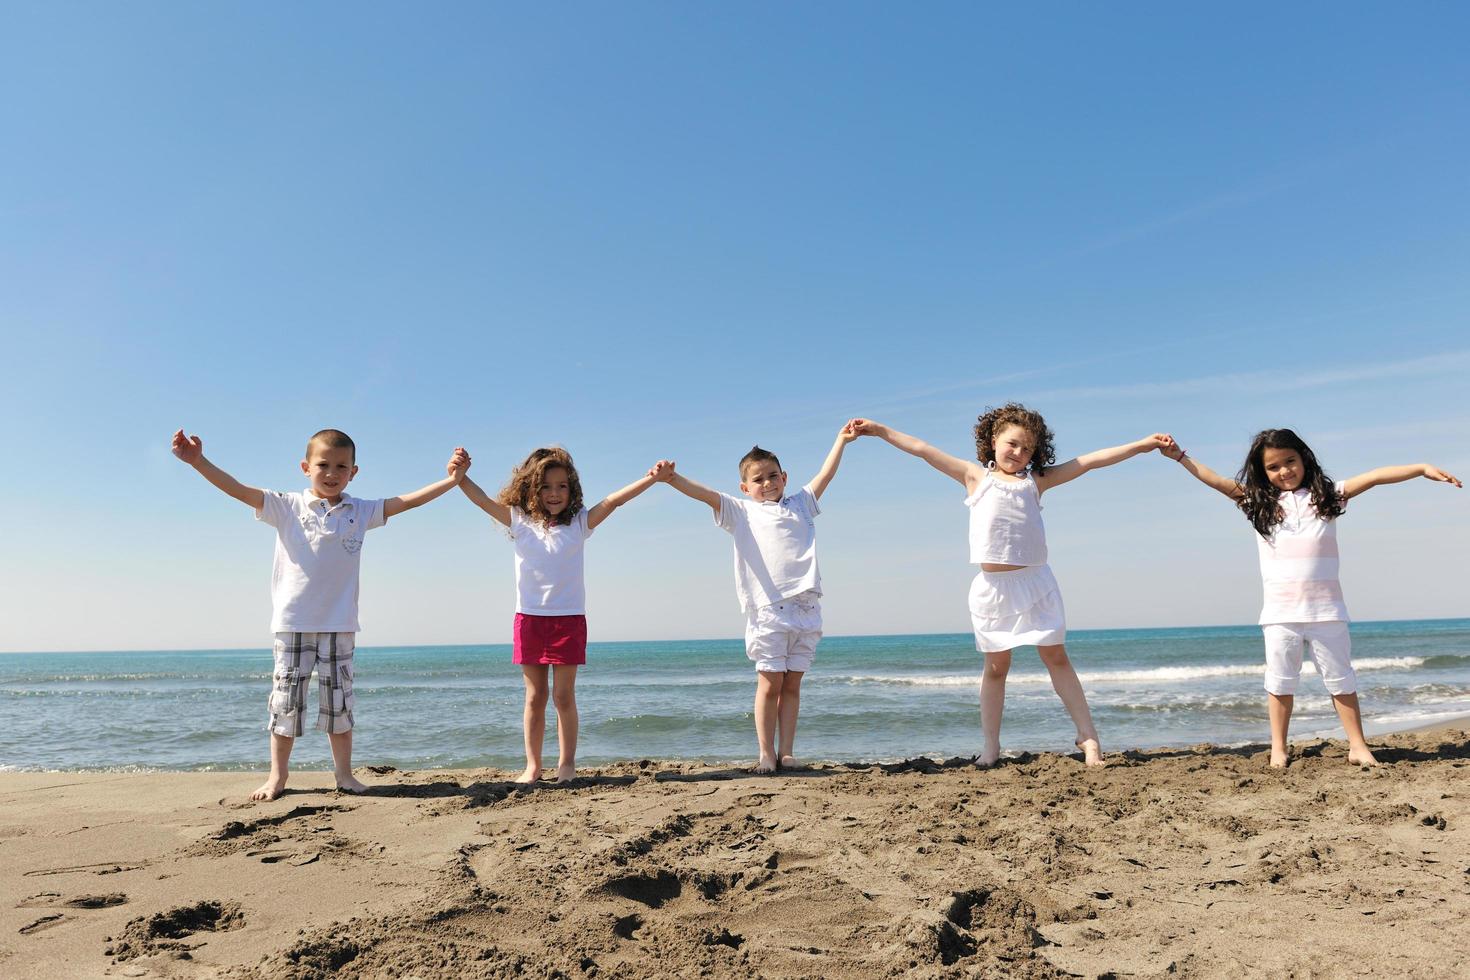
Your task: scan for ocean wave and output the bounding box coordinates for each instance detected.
[832,656,1427,688]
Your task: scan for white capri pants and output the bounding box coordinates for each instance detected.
[1262,621,1356,695]
[745,590,822,673]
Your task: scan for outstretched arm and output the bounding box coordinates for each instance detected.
[383,447,470,519]
[848,418,982,491]
[586,460,672,530]
[807,423,859,500]
[458,469,512,526]
[171,429,265,510]
[1159,438,1245,500]
[658,462,722,517]
[1341,464,1462,501]
[1036,434,1172,493]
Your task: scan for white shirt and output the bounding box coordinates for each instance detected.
[256,490,387,633]
[1256,482,1349,625]
[511,507,594,616]
[715,485,822,614]
[965,470,1048,566]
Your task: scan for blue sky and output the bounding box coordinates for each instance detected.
[2,4,1466,652]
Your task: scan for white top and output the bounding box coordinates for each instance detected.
[1256,482,1349,625]
[511,506,594,616]
[965,470,1048,566]
[715,485,822,613]
[256,490,387,633]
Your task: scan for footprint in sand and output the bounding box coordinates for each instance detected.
[19,913,67,934]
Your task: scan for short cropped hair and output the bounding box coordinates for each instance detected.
[306,429,356,463]
[739,445,781,478]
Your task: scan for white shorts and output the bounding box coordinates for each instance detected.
[1262,621,1355,695]
[745,591,822,673]
[968,564,1066,653]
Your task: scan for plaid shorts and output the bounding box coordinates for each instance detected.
[268,632,356,737]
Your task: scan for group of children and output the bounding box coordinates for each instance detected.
[171,407,1459,800]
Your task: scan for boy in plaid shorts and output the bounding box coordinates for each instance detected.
[173,427,469,800]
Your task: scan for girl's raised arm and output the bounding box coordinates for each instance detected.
[586,461,670,530]
[1341,464,1462,501]
[458,470,512,526]
[1036,434,1171,493]
[849,418,982,491]
[1160,439,1245,500]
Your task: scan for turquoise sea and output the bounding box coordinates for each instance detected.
[3,619,1467,772]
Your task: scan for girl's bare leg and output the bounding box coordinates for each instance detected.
[551,665,580,782]
[1330,692,1379,766]
[978,650,1011,766]
[1267,693,1293,768]
[753,671,783,773]
[777,671,804,768]
[1038,644,1102,766]
[518,665,550,782]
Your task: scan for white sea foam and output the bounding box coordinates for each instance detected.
[836,656,1427,688]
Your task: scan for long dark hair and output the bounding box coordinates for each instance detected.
[496,447,584,527]
[1236,429,1342,538]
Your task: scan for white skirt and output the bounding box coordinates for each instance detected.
[968,564,1067,653]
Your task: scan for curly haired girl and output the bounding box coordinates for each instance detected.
[456,446,671,783]
[851,406,1171,767]
[1162,428,1460,768]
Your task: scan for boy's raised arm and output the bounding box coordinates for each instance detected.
[172,429,266,510]
[587,460,672,530]
[658,462,722,517]
[383,447,470,519]
[807,423,858,500]
[1159,438,1245,500]
[1038,434,1171,493]
[1341,464,1462,501]
[849,418,980,490]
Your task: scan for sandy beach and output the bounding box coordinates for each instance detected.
[2,727,1467,979]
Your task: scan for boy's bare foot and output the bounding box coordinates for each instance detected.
[753,755,777,774]
[976,747,1002,768]
[1077,738,1104,767]
[251,775,287,801]
[1269,748,1289,768]
[515,766,542,784]
[778,754,801,771]
[335,773,368,795]
[554,763,576,783]
[1348,746,1380,767]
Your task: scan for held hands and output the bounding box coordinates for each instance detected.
[1156,434,1186,461]
[837,419,861,443]
[1140,433,1175,455]
[171,429,204,465]
[1423,465,1463,488]
[846,418,884,439]
[447,447,471,483]
[648,459,675,482]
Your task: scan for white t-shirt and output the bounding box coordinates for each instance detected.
[511,507,594,616]
[1255,482,1349,625]
[256,490,387,633]
[715,486,821,614]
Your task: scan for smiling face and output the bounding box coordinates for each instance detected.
[301,442,358,503]
[991,423,1037,475]
[1260,446,1305,492]
[537,466,572,517]
[740,459,789,502]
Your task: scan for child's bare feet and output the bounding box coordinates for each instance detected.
[1348,746,1380,767]
[1076,737,1104,767]
[778,754,801,771]
[1269,748,1289,768]
[754,754,777,774]
[335,773,368,795]
[515,765,542,784]
[251,774,287,801]
[554,763,576,783]
[976,746,1002,768]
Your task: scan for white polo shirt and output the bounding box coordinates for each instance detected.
[511,506,594,616]
[256,490,387,633]
[1256,482,1349,625]
[715,485,822,614]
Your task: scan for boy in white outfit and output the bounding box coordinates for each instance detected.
[172,427,468,800]
[657,423,856,773]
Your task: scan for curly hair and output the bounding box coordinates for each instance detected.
[496,447,584,527]
[1236,428,1342,538]
[972,403,1057,474]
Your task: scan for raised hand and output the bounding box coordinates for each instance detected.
[171,429,204,465]
[447,447,471,482]
[1140,433,1173,453]
[1424,465,1463,488]
[847,418,884,438]
[1159,435,1186,462]
[838,420,860,443]
[648,459,676,482]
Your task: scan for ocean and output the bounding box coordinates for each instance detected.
[3,619,1467,772]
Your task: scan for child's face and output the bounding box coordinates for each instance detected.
[991,424,1036,475]
[301,444,358,502]
[537,466,572,516]
[740,460,788,502]
[1261,447,1304,492]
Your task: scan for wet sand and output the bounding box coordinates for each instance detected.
[2,729,1468,979]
